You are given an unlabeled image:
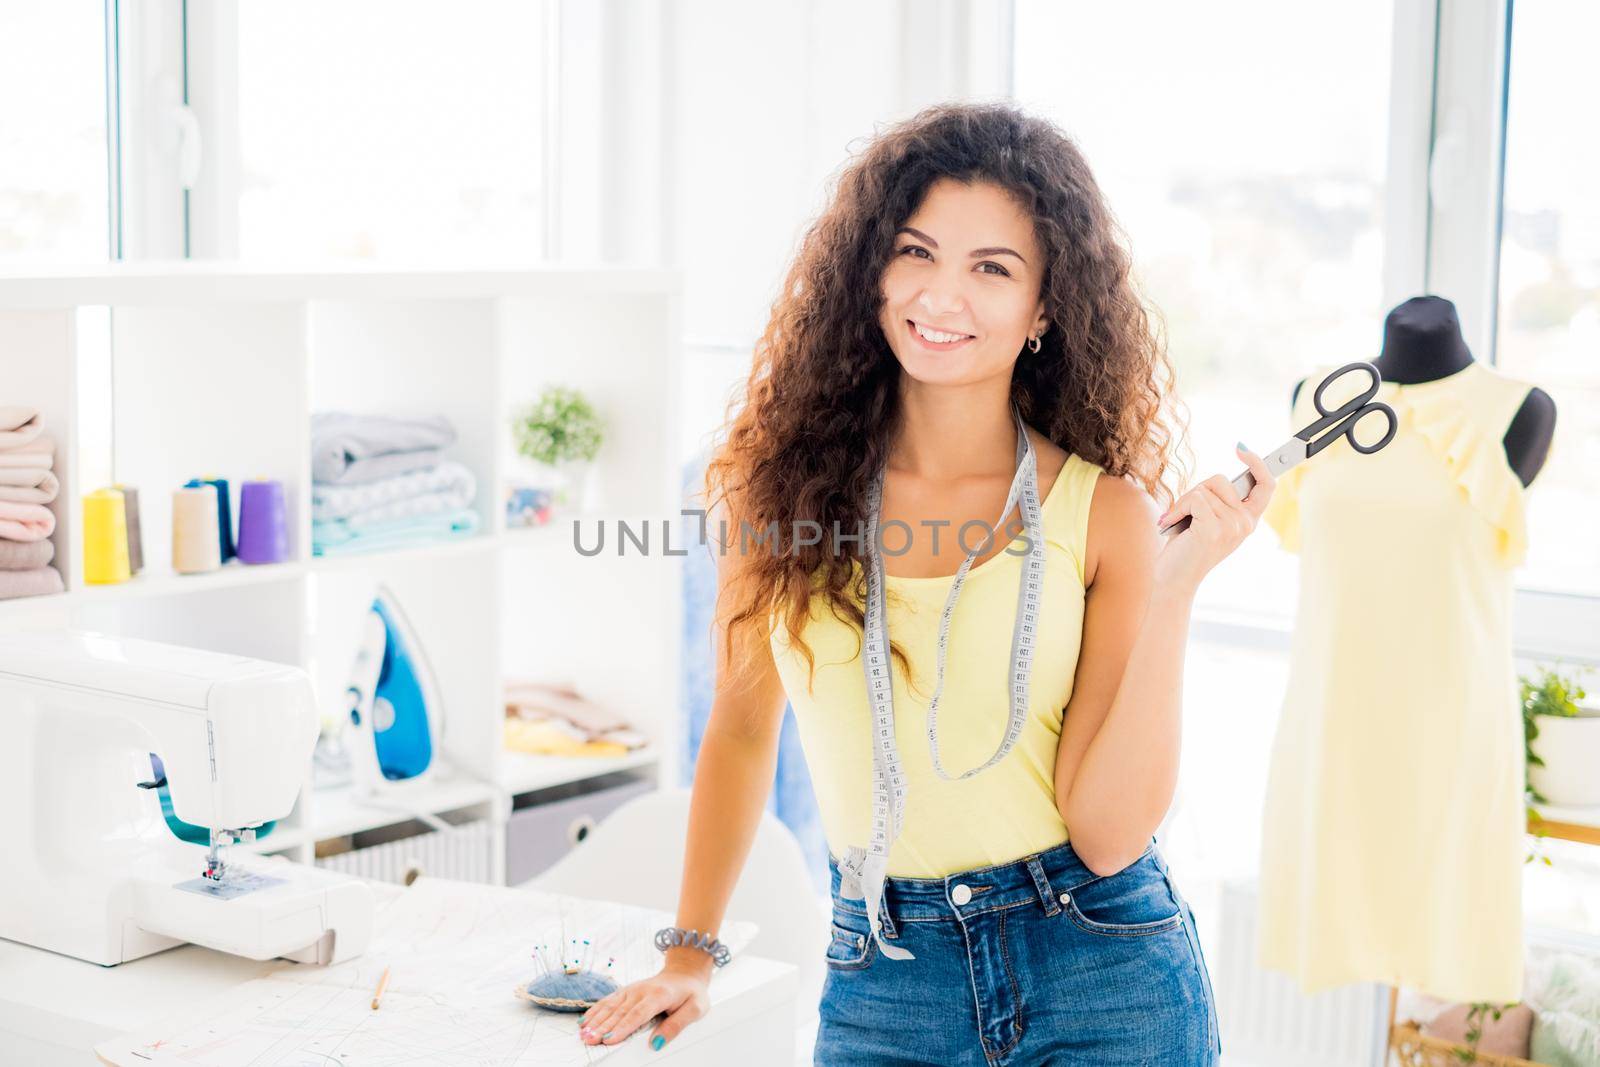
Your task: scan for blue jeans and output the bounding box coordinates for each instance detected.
[815,836,1221,1066]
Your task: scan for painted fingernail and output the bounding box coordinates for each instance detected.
[579,1027,593,1040]
[1237,441,1249,452]
[651,1034,667,1051]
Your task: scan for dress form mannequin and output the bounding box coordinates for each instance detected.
[1290,295,1557,486]
[1257,294,1551,1003]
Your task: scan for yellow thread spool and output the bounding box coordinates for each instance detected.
[82,488,132,585]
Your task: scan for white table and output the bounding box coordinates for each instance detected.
[0,880,797,1066]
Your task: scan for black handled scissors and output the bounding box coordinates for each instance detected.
[1159,361,1399,537]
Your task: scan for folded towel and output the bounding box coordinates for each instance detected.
[0,470,59,503]
[0,432,54,467]
[311,507,480,556]
[0,464,53,487]
[0,538,53,570]
[504,680,636,735]
[310,412,457,486]
[0,564,63,600]
[311,460,476,525]
[0,407,44,451]
[0,500,55,541]
[322,447,447,487]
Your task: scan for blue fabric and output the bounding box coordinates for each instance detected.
[680,452,829,894]
[816,836,1220,1065]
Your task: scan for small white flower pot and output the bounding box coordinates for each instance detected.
[1530,709,1600,808]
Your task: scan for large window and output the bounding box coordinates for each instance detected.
[236,1,549,262]
[1496,0,1600,595]
[1013,0,1395,619]
[0,2,111,263]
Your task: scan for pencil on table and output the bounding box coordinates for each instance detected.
[371,965,392,1010]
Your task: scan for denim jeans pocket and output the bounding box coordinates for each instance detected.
[824,921,876,969]
[1061,847,1186,938]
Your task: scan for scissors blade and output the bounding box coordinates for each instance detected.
[1263,437,1308,477]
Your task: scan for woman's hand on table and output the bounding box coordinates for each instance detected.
[578,953,712,1052]
[1152,442,1275,596]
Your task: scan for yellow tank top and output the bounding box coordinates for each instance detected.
[768,451,1105,877]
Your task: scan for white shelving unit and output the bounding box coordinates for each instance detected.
[0,263,687,885]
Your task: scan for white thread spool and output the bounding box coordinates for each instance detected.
[172,483,222,574]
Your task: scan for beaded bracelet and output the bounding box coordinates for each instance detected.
[654,926,732,967]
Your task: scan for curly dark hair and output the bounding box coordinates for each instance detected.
[700,100,1192,702]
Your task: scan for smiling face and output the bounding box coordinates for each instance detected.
[878,177,1048,389]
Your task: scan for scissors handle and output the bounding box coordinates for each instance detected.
[1303,361,1398,458]
[1311,361,1381,422]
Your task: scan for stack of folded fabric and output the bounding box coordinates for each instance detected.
[504,680,650,757]
[310,411,481,556]
[0,406,63,600]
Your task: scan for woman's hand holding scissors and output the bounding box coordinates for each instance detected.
[1150,361,1400,596]
[1152,444,1276,595]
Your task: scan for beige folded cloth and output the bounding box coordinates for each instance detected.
[0,500,55,541]
[0,470,58,503]
[0,407,43,451]
[0,538,54,570]
[504,680,634,735]
[0,564,63,600]
[0,432,54,467]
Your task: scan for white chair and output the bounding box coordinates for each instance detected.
[520,787,827,1063]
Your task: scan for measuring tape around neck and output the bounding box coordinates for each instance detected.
[838,403,1047,961]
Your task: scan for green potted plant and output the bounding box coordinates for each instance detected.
[1522,663,1597,809]
[511,385,605,513]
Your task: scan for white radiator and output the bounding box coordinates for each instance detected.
[316,818,496,886]
[1217,878,1389,1067]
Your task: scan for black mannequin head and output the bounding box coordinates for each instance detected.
[1372,295,1474,384]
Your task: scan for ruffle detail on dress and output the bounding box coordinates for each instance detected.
[1393,380,1528,569]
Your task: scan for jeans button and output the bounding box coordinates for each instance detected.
[951,883,973,906]
[1058,891,1071,906]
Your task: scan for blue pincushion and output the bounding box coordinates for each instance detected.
[515,970,619,1012]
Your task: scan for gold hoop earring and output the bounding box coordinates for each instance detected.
[1027,334,1042,354]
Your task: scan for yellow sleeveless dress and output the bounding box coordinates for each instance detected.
[1256,359,1539,1005]
[769,451,1105,878]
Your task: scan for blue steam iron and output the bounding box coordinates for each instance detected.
[344,584,444,792]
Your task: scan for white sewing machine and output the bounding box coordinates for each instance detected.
[0,629,373,967]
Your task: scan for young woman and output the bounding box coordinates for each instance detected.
[578,101,1274,1064]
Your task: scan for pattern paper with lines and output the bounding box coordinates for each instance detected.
[95,877,758,1066]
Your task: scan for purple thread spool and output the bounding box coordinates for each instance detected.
[236,479,289,564]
